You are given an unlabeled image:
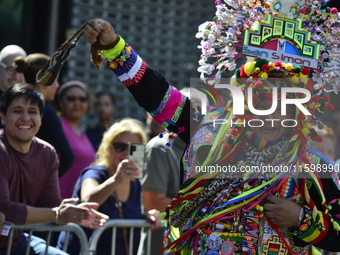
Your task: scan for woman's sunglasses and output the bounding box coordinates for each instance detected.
[112,142,128,153]
[0,62,16,76]
[63,96,88,103]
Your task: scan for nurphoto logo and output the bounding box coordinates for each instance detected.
[190,78,312,128]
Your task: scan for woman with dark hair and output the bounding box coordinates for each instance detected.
[13,53,74,177]
[86,91,116,150]
[55,80,96,199]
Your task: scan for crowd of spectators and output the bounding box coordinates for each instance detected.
[0,44,163,255]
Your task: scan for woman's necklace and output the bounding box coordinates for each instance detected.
[72,127,83,137]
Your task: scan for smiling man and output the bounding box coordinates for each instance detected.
[2,85,42,152]
[0,83,108,255]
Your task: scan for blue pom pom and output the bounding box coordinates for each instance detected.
[159,133,164,138]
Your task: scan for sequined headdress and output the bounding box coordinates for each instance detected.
[196,0,340,92]
[194,0,339,142]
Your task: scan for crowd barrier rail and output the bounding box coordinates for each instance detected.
[89,219,152,255]
[5,222,88,255]
[5,221,339,255]
[89,219,168,255]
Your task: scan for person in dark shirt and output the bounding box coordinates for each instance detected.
[0,45,26,93]
[0,83,108,254]
[0,45,27,129]
[86,91,116,150]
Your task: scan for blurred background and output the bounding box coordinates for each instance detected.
[0,0,215,124]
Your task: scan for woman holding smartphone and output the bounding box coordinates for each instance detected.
[57,118,160,255]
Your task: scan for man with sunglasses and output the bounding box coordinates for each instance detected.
[0,45,26,94]
[0,45,27,129]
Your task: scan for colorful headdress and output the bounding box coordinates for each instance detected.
[196,0,340,93]
[229,58,334,144]
[195,0,339,142]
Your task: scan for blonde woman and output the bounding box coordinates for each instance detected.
[57,118,160,255]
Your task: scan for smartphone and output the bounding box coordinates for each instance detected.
[128,143,146,179]
[1,222,10,236]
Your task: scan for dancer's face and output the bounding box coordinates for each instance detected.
[250,100,295,141]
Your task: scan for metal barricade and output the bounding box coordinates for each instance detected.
[88,219,167,255]
[6,223,88,255]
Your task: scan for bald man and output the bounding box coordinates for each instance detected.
[0,45,27,93]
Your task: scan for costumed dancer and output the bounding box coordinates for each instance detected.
[39,0,340,254]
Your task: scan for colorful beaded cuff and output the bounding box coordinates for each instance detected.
[291,206,311,235]
[101,35,125,61]
[290,205,328,243]
[108,44,132,69]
